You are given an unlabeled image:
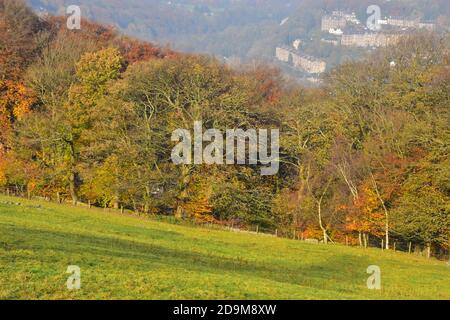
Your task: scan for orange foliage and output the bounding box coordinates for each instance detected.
[116,38,177,67]
[46,17,177,69]
[48,16,117,45]
[184,196,215,223]
[252,66,282,104]
[345,182,385,237]
[0,80,34,148]
[303,225,323,240]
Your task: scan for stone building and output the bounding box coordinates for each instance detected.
[386,17,419,28]
[321,11,360,31]
[275,47,290,62]
[321,15,347,31]
[332,11,360,24]
[275,47,326,74]
[418,22,436,31]
[341,33,401,48]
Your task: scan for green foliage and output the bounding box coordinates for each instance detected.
[393,149,449,247]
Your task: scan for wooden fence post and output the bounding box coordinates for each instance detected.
[408,242,412,254]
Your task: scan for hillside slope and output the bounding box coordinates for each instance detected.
[0,195,448,300]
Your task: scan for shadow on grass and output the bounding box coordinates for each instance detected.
[2,224,373,294]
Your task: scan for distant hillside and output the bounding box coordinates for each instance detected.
[27,0,450,84]
[1,195,449,299]
[28,0,450,57]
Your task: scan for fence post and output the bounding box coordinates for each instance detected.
[381,239,384,251]
[394,242,396,252]
[275,229,278,237]
[256,225,259,233]
[408,242,412,254]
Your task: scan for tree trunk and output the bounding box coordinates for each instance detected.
[322,229,328,244]
[69,171,78,205]
[370,173,389,250]
[67,140,79,206]
[113,198,119,210]
[144,186,151,213]
[295,164,309,227]
[385,215,389,250]
[176,165,190,219]
[175,206,185,219]
[317,201,328,244]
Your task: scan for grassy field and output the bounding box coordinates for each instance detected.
[0,195,448,300]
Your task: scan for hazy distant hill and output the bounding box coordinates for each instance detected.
[28,0,450,79]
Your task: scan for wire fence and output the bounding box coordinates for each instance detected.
[1,188,448,260]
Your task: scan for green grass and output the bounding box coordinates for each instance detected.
[0,195,448,300]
